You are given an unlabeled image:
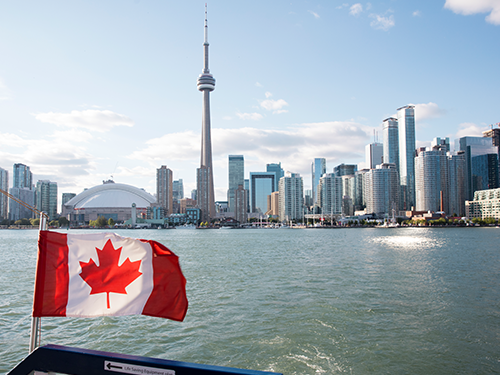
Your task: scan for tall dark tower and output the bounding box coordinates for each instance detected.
[196,4,216,222]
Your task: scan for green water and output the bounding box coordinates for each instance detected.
[1,227,499,374]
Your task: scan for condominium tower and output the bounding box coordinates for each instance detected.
[311,158,326,206]
[397,105,416,210]
[382,117,399,167]
[157,166,173,216]
[0,168,8,220]
[35,180,58,220]
[278,172,304,222]
[228,155,244,212]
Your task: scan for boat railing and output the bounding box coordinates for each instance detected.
[9,344,282,375]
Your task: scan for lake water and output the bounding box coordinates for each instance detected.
[1,227,500,374]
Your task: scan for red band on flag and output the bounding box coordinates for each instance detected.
[141,240,188,321]
[33,231,70,317]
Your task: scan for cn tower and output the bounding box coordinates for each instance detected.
[196,4,216,222]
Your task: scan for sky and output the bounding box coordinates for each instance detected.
[1,0,499,205]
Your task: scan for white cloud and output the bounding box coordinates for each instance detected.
[255,82,263,88]
[350,3,363,16]
[129,131,200,162]
[34,109,134,132]
[336,3,349,10]
[444,0,500,25]
[370,14,395,31]
[236,112,264,121]
[413,10,421,17]
[132,121,372,184]
[455,122,486,138]
[411,102,446,122]
[260,99,289,114]
[308,10,320,19]
[265,91,273,98]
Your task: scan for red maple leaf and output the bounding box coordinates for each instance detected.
[79,239,142,309]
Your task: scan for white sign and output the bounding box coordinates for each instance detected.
[104,361,175,375]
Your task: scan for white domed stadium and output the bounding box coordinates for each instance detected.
[62,180,156,224]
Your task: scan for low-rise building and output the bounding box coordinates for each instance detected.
[466,188,500,219]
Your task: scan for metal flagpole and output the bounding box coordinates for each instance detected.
[29,212,47,353]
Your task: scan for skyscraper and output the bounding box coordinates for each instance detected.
[173,179,184,204]
[397,105,416,210]
[365,143,383,169]
[456,136,498,200]
[364,164,399,217]
[196,5,216,222]
[266,163,284,191]
[228,155,244,212]
[333,163,357,177]
[278,172,303,222]
[311,158,326,206]
[415,149,448,213]
[318,173,342,216]
[35,180,58,220]
[157,166,173,216]
[0,168,8,220]
[382,117,399,167]
[249,172,275,214]
[13,163,32,190]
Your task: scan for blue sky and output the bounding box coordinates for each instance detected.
[1,0,499,203]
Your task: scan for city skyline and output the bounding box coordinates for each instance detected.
[0,1,499,202]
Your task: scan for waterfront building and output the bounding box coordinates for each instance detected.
[342,196,353,217]
[267,191,279,216]
[180,198,196,213]
[466,187,500,219]
[196,6,216,222]
[35,180,58,220]
[311,158,326,206]
[382,117,399,167]
[448,152,466,216]
[0,167,8,220]
[364,163,399,217]
[456,136,498,200]
[365,143,383,169]
[215,201,229,213]
[471,153,499,192]
[415,149,448,213]
[13,163,32,190]
[156,166,173,216]
[9,187,35,221]
[234,184,248,224]
[278,172,303,222]
[266,162,284,192]
[62,181,156,224]
[228,155,244,212]
[334,163,357,177]
[397,105,416,210]
[318,173,342,216]
[147,204,166,220]
[250,172,275,214]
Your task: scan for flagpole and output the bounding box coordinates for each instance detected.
[29,212,47,353]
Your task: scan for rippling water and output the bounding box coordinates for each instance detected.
[1,227,500,374]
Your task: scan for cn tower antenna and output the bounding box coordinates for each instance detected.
[204,3,208,44]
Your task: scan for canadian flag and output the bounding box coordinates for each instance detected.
[33,231,188,321]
